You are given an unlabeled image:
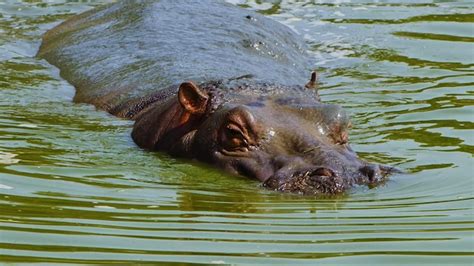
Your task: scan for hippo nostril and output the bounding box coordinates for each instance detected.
[287,167,334,180]
[360,165,380,183]
[312,167,334,177]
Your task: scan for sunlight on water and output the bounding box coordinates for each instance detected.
[0,0,473,264]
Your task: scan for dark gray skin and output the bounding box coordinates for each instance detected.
[37,0,397,195]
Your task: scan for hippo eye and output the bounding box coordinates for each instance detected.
[226,124,243,137]
[221,123,249,150]
[226,125,248,144]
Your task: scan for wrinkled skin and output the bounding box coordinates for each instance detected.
[37,0,398,195]
[131,79,397,195]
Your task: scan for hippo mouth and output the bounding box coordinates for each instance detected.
[262,166,393,195]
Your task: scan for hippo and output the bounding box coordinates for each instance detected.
[37,0,397,195]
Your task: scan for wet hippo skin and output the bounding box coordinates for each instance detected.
[37,0,398,195]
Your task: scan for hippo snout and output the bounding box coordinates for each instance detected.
[263,164,388,195]
[263,167,346,195]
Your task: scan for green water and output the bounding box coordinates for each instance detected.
[0,0,473,264]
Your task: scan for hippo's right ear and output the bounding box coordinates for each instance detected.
[178,81,209,114]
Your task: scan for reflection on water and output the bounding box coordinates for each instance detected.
[0,0,473,264]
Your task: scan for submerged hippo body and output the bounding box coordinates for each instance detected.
[38,0,395,194]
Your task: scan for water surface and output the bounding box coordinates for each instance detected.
[0,0,473,264]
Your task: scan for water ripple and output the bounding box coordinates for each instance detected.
[0,0,472,264]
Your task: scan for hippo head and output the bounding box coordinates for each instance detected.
[132,75,397,195]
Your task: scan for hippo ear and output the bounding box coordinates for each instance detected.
[305,71,317,89]
[178,81,209,114]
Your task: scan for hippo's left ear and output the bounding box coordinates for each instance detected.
[178,81,209,114]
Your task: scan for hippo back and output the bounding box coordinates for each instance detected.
[38,0,311,115]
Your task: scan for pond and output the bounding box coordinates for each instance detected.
[0,0,473,264]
